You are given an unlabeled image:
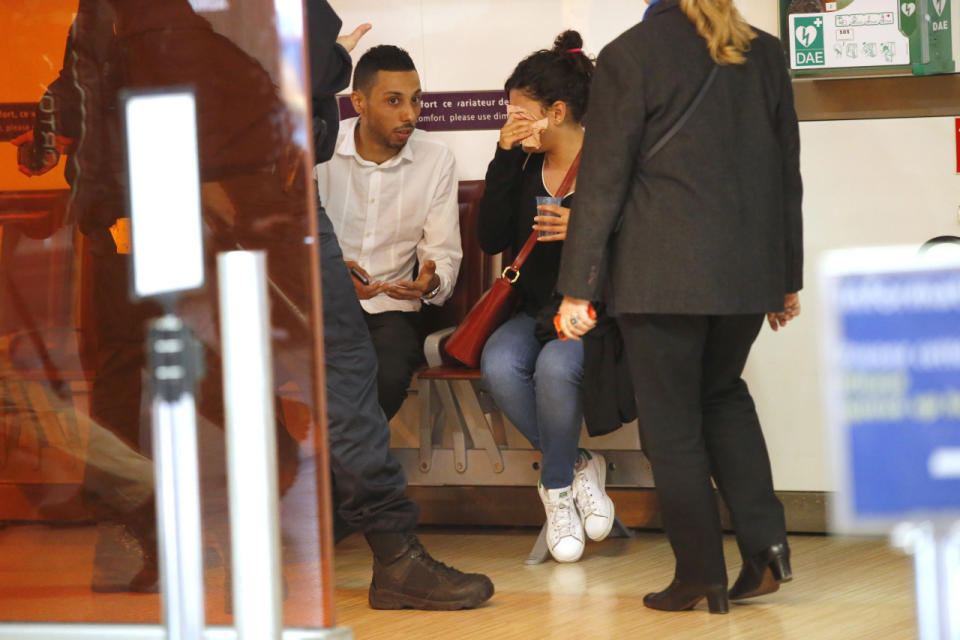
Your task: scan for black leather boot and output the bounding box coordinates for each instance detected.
[643,580,729,614]
[729,542,792,601]
[365,532,494,610]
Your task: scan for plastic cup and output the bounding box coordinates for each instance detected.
[535,196,562,238]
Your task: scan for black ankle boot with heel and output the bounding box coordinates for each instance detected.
[729,541,792,601]
[642,580,729,614]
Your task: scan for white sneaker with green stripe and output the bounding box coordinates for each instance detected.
[538,482,585,563]
[573,449,615,541]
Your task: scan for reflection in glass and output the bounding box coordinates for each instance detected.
[0,0,329,628]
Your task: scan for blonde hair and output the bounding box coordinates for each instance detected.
[679,0,757,65]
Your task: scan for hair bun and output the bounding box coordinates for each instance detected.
[553,30,584,53]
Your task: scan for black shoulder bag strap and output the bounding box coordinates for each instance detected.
[645,64,719,162]
[611,64,719,235]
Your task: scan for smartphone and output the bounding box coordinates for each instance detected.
[349,266,370,286]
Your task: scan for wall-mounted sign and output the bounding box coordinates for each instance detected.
[337,91,508,132]
[787,0,910,69]
[782,0,953,75]
[820,246,960,532]
[0,103,36,142]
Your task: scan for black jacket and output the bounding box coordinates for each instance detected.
[36,0,292,234]
[306,0,352,164]
[557,0,803,314]
[478,146,574,317]
[581,313,636,436]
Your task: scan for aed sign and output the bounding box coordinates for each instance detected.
[793,15,826,66]
[787,0,911,70]
[820,246,960,532]
[931,0,950,30]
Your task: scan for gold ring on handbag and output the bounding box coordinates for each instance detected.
[501,266,520,283]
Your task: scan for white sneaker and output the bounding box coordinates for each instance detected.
[538,483,585,563]
[573,449,616,541]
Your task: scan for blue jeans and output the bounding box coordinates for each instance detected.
[481,313,584,489]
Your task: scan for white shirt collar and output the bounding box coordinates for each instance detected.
[337,117,416,169]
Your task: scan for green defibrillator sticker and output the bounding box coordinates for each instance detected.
[793,15,826,66]
[783,0,951,74]
[899,0,918,36]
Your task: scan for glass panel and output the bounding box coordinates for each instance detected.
[0,0,332,629]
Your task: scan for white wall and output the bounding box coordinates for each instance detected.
[330,0,778,178]
[330,0,960,491]
[750,117,960,490]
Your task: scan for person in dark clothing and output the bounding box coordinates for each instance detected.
[14,0,166,593]
[556,0,802,614]
[477,31,614,565]
[13,0,493,610]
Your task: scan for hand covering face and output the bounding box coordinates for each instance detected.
[506,105,548,151]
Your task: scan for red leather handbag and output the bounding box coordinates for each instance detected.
[444,151,580,367]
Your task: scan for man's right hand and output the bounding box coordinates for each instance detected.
[346,261,388,300]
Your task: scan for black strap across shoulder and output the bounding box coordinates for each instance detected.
[645,64,719,161]
[611,64,718,234]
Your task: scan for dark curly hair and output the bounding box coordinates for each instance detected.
[504,30,595,123]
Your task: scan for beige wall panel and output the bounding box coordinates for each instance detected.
[748,116,960,491]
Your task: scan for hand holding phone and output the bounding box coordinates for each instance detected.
[346,261,388,300]
[349,265,370,285]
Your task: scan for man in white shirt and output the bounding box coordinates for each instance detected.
[316,44,462,420]
[311,28,491,610]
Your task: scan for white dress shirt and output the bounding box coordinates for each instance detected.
[315,117,462,314]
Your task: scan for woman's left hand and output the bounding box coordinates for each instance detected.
[557,296,597,339]
[766,292,801,331]
[534,204,570,242]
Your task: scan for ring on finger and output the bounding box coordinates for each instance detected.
[569,316,578,326]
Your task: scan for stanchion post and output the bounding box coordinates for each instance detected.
[218,251,283,640]
[148,313,206,640]
[891,519,960,640]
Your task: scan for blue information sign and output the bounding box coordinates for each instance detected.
[821,246,960,532]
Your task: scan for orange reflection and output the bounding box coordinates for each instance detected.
[1,0,331,629]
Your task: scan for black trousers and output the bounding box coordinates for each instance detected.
[317,209,419,534]
[88,239,158,453]
[362,310,424,421]
[617,313,785,585]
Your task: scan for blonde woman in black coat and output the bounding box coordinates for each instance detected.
[555,0,803,614]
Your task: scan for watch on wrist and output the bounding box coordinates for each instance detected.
[421,281,441,300]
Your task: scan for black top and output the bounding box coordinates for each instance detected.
[478,146,575,317]
[557,0,803,314]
